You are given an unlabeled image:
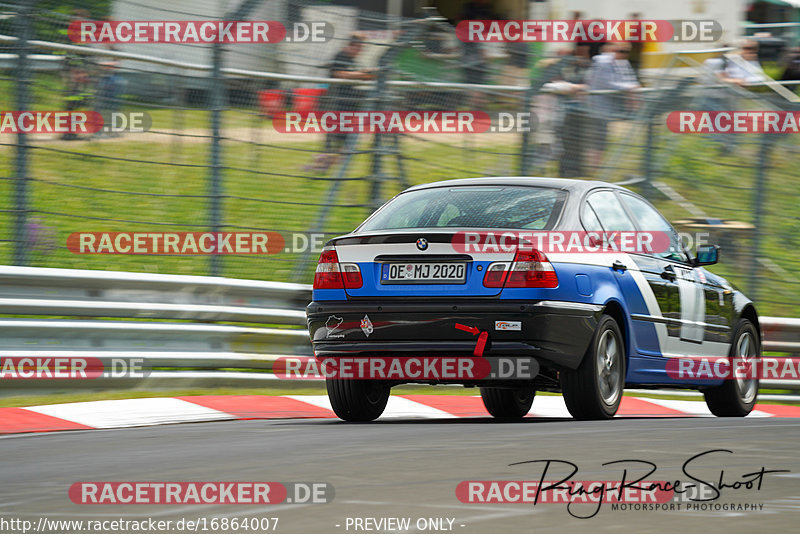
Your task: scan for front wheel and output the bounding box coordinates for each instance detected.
[326,378,390,422]
[703,319,759,417]
[561,315,626,420]
[480,386,535,419]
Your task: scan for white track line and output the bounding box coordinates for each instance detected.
[529,396,572,418]
[23,397,235,429]
[640,397,772,417]
[287,395,456,419]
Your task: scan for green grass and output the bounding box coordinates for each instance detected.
[2,121,795,313]
[0,133,506,282]
[649,127,800,314]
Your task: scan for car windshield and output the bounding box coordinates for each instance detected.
[358,186,567,232]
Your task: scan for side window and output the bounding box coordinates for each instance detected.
[581,202,604,232]
[586,190,636,231]
[620,193,687,262]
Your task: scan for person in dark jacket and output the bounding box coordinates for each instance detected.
[306,33,375,173]
[780,47,800,93]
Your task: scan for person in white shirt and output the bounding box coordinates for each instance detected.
[722,40,768,86]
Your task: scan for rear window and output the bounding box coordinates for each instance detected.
[358,186,567,232]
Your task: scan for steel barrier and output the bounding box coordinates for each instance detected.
[0,266,797,392]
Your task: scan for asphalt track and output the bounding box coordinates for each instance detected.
[1,415,800,534]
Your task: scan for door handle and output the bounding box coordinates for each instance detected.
[612,260,627,272]
[661,265,677,281]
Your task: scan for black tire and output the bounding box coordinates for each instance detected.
[561,314,626,420]
[326,378,390,422]
[703,318,759,417]
[480,386,535,419]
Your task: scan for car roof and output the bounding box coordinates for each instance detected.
[403,177,624,193]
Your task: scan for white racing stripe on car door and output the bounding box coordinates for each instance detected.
[677,266,705,343]
[626,263,673,357]
[548,252,686,359]
[549,253,728,359]
[628,267,728,358]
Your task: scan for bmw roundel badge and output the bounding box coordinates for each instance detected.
[416,237,428,251]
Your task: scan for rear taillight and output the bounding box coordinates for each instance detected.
[341,263,363,289]
[482,262,509,288]
[506,250,558,287]
[482,249,558,289]
[314,248,341,289]
[314,247,363,289]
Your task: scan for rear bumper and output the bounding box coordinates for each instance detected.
[306,299,602,371]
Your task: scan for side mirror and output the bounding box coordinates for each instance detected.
[694,244,719,266]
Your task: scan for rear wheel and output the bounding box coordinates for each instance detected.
[703,319,759,417]
[480,386,535,419]
[561,315,625,420]
[326,379,390,422]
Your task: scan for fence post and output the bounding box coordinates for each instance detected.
[369,57,390,210]
[749,134,773,300]
[208,41,224,277]
[205,0,261,277]
[13,0,33,266]
[642,117,655,200]
[518,63,536,176]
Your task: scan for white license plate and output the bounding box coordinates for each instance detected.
[381,262,466,284]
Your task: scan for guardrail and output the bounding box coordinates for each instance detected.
[0,266,798,393]
[0,265,313,392]
[760,316,800,390]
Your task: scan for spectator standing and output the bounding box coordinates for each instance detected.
[586,43,640,173]
[780,46,800,93]
[459,0,496,105]
[94,60,125,137]
[627,12,644,80]
[721,40,769,86]
[61,54,93,141]
[712,40,771,154]
[698,50,735,154]
[557,43,592,177]
[306,34,375,173]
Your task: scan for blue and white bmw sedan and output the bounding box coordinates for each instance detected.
[306,177,760,421]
